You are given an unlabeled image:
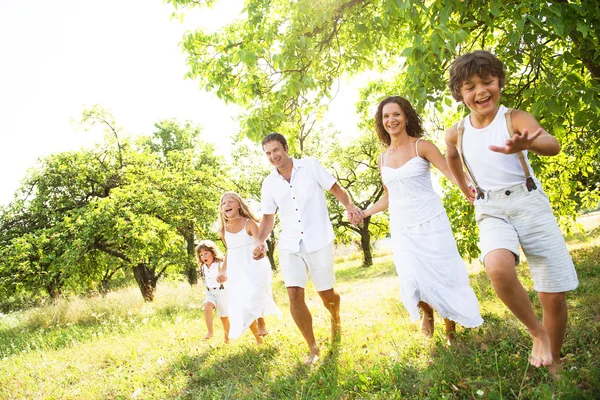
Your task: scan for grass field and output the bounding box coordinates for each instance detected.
[1,214,599,399]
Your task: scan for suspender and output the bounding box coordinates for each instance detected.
[456,108,536,199]
[503,110,537,192]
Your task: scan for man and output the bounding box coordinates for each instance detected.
[253,132,362,365]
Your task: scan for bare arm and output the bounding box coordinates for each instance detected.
[363,190,388,217]
[445,125,475,203]
[418,140,456,184]
[329,182,362,218]
[363,154,389,218]
[489,109,560,156]
[253,214,275,260]
[217,232,228,282]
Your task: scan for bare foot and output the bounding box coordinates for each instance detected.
[529,329,553,368]
[444,319,456,343]
[257,318,269,337]
[255,336,264,345]
[303,348,320,366]
[223,335,229,344]
[203,332,213,340]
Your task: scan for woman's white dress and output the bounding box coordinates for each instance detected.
[382,153,483,328]
[226,222,281,339]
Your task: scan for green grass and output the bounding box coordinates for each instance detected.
[1,219,599,399]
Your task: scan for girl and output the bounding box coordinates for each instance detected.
[217,191,281,344]
[196,240,230,343]
[359,96,483,340]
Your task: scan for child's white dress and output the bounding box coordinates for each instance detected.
[226,221,281,339]
[382,151,483,328]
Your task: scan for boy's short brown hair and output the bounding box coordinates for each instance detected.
[448,50,505,102]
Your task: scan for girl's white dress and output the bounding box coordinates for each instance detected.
[382,148,483,328]
[226,221,281,339]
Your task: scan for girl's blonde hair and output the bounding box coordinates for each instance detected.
[195,240,224,270]
[216,191,259,235]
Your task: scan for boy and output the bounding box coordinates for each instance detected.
[444,50,578,374]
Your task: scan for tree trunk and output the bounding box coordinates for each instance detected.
[132,262,157,302]
[184,228,198,285]
[360,217,373,267]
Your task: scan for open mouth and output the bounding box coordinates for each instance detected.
[475,96,491,104]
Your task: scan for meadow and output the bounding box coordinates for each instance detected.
[1,214,599,399]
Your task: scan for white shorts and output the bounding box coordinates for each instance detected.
[204,287,229,317]
[474,181,579,293]
[279,241,335,291]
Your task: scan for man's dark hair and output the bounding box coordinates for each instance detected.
[261,132,288,150]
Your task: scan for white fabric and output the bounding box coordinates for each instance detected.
[384,154,445,228]
[261,158,336,252]
[279,241,335,291]
[225,221,281,339]
[382,157,483,327]
[202,261,223,289]
[204,288,229,317]
[462,105,535,191]
[475,180,579,293]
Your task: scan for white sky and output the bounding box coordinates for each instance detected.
[0,0,362,206]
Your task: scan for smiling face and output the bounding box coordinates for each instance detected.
[220,194,241,220]
[262,140,291,170]
[198,249,214,266]
[382,102,407,137]
[460,73,500,118]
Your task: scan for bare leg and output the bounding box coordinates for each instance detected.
[538,292,567,377]
[220,316,230,344]
[257,317,268,336]
[444,319,456,342]
[485,250,552,368]
[317,288,341,340]
[287,287,320,365]
[419,301,434,337]
[203,303,215,340]
[249,320,264,345]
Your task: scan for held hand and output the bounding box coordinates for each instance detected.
[346,204,363,226]
[252,242,266,260]
[488,128,542,154]
[216,271,227,283]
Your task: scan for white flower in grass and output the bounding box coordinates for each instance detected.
[157,356,166,366]
[131,388,142,398]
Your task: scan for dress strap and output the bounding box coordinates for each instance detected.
[415,138,422,158]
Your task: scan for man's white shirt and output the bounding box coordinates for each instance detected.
[261,158,336,253]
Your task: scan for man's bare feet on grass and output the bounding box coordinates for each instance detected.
[257,318,269,337]
[529,329,553,368]
[303,347,320,366]
[444,319,456,343]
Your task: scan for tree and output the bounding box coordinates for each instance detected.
[0,107,229,304]
[168,0,600,258]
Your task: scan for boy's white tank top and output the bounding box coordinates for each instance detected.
[462,106,535,191]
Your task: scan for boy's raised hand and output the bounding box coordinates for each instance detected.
[488,128,542,154]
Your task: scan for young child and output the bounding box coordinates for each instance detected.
[445,50,579,373]
[196,240,230,343]
[358,95,483,340]
[217,191,281,344]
